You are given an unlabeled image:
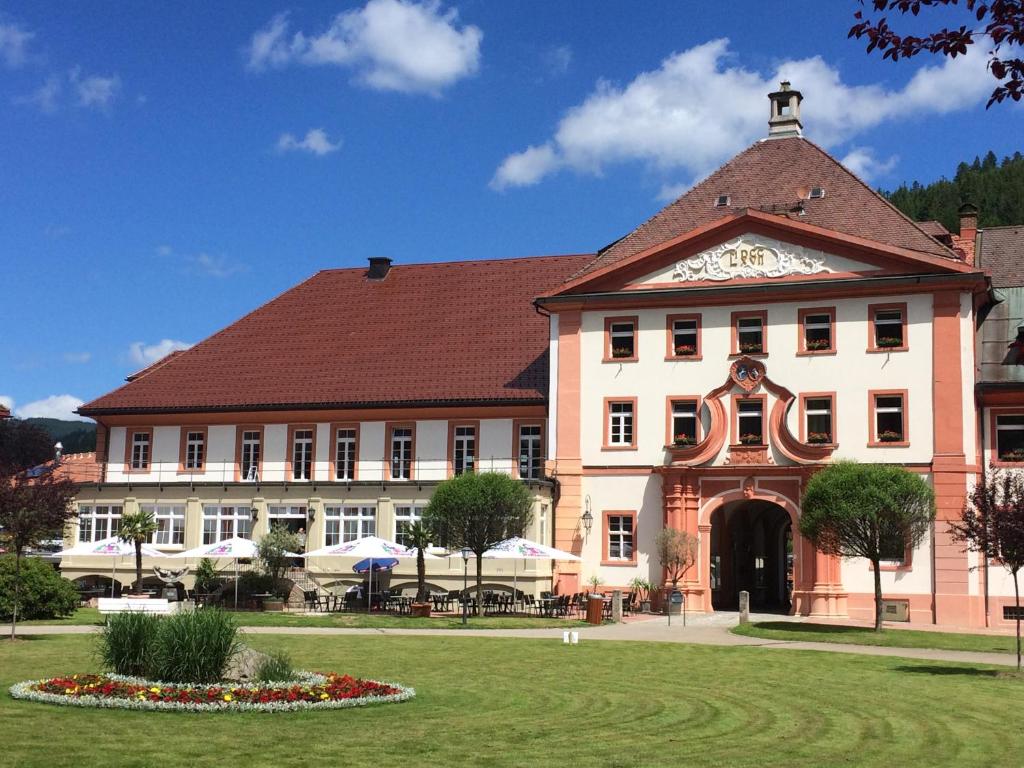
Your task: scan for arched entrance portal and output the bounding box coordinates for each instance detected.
[710,499,792,612]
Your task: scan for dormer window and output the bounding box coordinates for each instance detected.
[808,186,825,199]
[715,194,730,208]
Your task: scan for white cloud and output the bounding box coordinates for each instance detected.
[0,395,13,411]
[277,128,342,156]
[544,45,571,76]
[0,19,34,68]
[15,394,89,422]
[15,75,61,113]
[492,38,992,189]
[246,0,482,95]
[129,339,193,367]
[189,253,247,278]
[70,66,121,109]
[840,147,898,183]
[63,352,92,364]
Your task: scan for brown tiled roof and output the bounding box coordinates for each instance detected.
[80,254,593,414]
[51,452,103,483]
[572,137,957,281]
[978,225,1024,288]
[918,220,951,238]
[0,405,9,419]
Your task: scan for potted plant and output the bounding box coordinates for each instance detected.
[878,430,903,443]
[406,521,433,617]
[739,341,763,354]
[1000,449,1024,462]
[805,338,831,351]
[807,431,832,444]
[674,344,696,357]
[655,528,698,617]
[629,577,652,612]
[739,433,762,445]
[117,510,157,598]
[876,336,903,348]
[587,574,601,595]
[257,524,301,611]
[673,434,695,447]
[611,346,633,359]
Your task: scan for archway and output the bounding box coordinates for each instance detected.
[709,499,792,612]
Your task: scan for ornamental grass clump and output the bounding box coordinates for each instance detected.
[151,609,240,684]
[98,611,161,678]
[255,650,295,683]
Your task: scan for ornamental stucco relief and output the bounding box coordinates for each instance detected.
[671,238,831,282]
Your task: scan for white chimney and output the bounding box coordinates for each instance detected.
[768,81,803,138]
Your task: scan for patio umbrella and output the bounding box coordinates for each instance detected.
[481,536,581,601]
[173,537,298,609]
[57,536,166,598]
[303,536,439,612]
[352,557,399,573]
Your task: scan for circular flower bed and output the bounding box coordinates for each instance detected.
[10,672,415,713]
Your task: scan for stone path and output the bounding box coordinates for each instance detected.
[14,615,1021,668]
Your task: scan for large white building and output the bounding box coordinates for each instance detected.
[62,85,1024,628]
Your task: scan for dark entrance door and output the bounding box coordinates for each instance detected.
[710,500,792,612]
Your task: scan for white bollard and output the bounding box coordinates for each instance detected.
[570,631,579,645]
[563,630,571,644]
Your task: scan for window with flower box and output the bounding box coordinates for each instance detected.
[869,303,907,351]
[870,391,908,446]
[142,504,185,546]
[995,414,1024,462]
[799,307,835,354]
[732,311,767,355]
[667,314,700,359]
[78,504,122,542]
[202,505,252,544]
[801,394,835,445]
[669,399,699,447]
[604,316,638,362]
[736,398,764,445]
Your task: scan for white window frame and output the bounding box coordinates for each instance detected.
[184,431,205,471]
[804,397,833,443]
[671,400,698,443]
[452,425,476,476]
[996,414,1024,459]
[874,395,905,442]
[142,504,185,547]
[292,428,314,481]
[607,514,634,561]
[672,318,698,355]
[538,504,549,545]
[803,313,832,349]
[608,402,634,447]
[241,431,261,481]
[130,431,150,470]
[737,316,764,352]
[609,321,636,358]
[394,505,424,547]
[202,505,253,544]
[390,427,413,480]
[335,428,357,481]
[738,400,764,444]
[873,309,904,346]
[324,505,376,546]
[518,424,543,479]
[78,504,123,543]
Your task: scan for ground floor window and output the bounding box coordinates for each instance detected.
[202,505,252,544]
[394,505,424,547]
[604,512,635,563]
[267,505,307,536]
[142,504,185,546]
[78,504,122,542]
[324,505,376,546]
[996,414,1024,462]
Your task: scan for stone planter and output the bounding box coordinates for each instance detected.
[410,602,431,618]
[639,600,651,613]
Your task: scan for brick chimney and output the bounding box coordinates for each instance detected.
[367,256,393,280]
[768,81,803,138]
[953,203,978,265]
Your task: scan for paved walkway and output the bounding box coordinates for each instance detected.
[14,615,1021,668]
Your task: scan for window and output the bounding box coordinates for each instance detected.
[389,425,414,480]
[1004,606,1024,621]
[516,423,543,479]
[604,512,635,564]
[808,186,826,199]
[538,504,549,545]
[879,530,907,563]
[799,308,835,353]
[737,398,764,445]
[605,316,638,361]
[670,399,699,446]
[715,194,730,207]
[183,430,205,471]
[240,429,262,481]
[267,505,307,535]
[995,414,1024,462]
[667,314,700,359]
[394,505,424,547]
[802,395,835,445]
[127,430,151,471]
[605,400,636,448]
[733,311,767,355]
[142,504,185,546]
[333,426,358,480]
[291,427,314,481]
[202,505,252,544]
[869,303,907,351]
[871,391,907,445]
[451,424,476,476]
[324,505,376,546]
[78,504,122,542]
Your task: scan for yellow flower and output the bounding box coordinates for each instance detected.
[149,687,160,693]
[223,694,233,702]
[320,693,329,700]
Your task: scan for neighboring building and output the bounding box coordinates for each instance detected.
[63,83,1022,628]
[0,404,10,420]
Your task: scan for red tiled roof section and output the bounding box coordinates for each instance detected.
[572,137,956,281]
[50,452,103,483]
[978,226,1024,288]
[0,405,10,420]
[80,254,593,414]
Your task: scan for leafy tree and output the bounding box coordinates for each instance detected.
[404,521,434,603]
[193,557,221,596]
[800,461,935,630]
[0,555,79,621]
[951,469,1024,669]
[850,0,1024,107]
[256,524,301,600]
[118,510,157,595]
[424,472,533,616]
[0,419,54,473]
[0,466,79,640]
[655,528,699,591]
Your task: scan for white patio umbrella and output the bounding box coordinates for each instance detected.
[57,536,166,598]
[302,536,439,612]
[481,536,581,603]
[172,536,299,609]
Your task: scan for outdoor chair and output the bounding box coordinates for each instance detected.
[343,592,361,612]
[303,590,321,612]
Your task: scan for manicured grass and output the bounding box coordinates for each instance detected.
[733,621,1022,655]
[19,607,587,630]
[2,633,1022,767]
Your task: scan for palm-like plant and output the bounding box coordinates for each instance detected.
[405,521,433,603]
[118,510,157,595]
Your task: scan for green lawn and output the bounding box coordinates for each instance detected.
[1,634,1021,767]
[20,607,587,630]
[733,621,1022,655]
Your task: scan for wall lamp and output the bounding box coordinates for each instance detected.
[307,503,316,523]
[582,495,594,538]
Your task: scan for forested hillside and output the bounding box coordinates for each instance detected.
[25,418,96,453]
[884,151,1024,231]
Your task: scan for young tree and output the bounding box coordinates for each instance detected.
[951,469,1024,669]
[117,510,157,596]
[404,521,434,603]
[0,468,79,640]
[423,472,533,616]
[849,1,1024,107]
[655,528,699,590]
[256,524,302,600]
[800,461,935,631]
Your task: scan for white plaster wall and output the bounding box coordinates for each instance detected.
[262,424,287,482]
[415,420,447,481]
[105,427,127,483]
[315,423,331,480]
[580,292,935,466]
[206,425,235,483]
[580,473,662,586]
[480,418,513,474]
[840,536,934,595]
[359,422,385,481]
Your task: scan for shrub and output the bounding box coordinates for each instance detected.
[237,570,275,598]
[98,611,161,677]
[255,649,295,683]
[0,555,79,621]
[151,609,240,684]
[257,525,301,599]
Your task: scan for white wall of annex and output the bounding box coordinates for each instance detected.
[580,473,662,586]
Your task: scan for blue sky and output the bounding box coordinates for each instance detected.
[1,1,1020,420]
